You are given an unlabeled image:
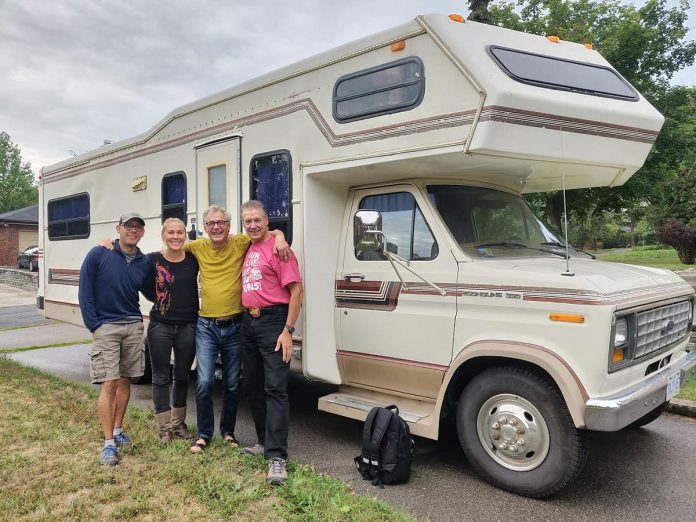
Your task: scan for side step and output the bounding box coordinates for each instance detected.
[318,385,439,439]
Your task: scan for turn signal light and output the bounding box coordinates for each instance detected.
[549,313,585,323]
[449,14,465,23]
[547,35,560,43]
[612,348,625,365]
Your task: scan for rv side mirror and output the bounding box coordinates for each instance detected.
[354,210,384,252]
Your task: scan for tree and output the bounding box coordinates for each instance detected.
[0,131,38,213]
[468,1,493,23]
[480,1,696,232]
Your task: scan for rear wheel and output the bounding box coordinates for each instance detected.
[29,259,37,272]
[457,366,588,498]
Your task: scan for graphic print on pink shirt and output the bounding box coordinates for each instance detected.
[242,237,302,309]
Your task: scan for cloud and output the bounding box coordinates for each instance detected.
[0,0,693,173]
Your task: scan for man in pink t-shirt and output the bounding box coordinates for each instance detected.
[239,200,303,486]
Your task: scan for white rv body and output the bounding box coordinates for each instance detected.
[39,14,695,496]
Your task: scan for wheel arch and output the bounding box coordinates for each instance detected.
[437,340,589,433]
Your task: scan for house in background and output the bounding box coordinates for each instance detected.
[0,204,39,266]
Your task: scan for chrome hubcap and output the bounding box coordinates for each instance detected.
[476,393,550,471]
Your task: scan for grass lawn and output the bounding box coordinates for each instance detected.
[677,370,696,401]
[599,248,692,271]
[0,356,412,521]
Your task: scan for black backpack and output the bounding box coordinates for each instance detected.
[354,405,414,487]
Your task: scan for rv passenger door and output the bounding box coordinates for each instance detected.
[337,186,457,400]
[195,137,242,234]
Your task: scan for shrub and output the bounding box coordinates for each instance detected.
[657,220,696,264]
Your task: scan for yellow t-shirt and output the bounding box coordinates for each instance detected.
[185,234,251,317]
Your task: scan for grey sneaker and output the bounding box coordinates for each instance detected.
[242,443,264,456]
[267,457,287,485]
[114,431,134,450]
[100,445,119,466]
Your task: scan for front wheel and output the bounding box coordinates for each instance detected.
[457,367,588,498]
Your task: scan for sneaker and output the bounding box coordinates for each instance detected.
[242,443,264,456]
[100,445,119,466]
[114,431,134,450]
[267,457,287,485]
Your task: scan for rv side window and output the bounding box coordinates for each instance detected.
[162,172,187,224]
[208,165,227,208]
[47,193,90,240]
[250,150,292,243]
[356,192,437,261]
[333,57,425,123]
[488,46,638,101]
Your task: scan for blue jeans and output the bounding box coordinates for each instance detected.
[194,316,242,440]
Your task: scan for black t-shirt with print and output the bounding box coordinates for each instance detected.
[146,251,199,324]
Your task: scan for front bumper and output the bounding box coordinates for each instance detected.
[584,349,696,431]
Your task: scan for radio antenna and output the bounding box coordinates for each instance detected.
[560,129,574,276]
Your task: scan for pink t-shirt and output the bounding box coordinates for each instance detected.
[241,236,302,308]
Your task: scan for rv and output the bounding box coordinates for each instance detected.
[39,14,696,497]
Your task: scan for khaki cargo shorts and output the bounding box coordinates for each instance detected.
[90,322,145,384]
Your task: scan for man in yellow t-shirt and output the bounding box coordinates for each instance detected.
[187,204,287,453]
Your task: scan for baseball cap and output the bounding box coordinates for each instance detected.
[119,212,145,226]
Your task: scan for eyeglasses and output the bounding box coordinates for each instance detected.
[122,224,144,231]
[242,218,264,227]
[205,220,230,228]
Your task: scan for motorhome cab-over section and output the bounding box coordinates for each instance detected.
[39,14,696,497]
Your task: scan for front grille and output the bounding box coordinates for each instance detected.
[635,300,692,358]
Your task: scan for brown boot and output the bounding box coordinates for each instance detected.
[171,407,194,440]
[155,410,172,443]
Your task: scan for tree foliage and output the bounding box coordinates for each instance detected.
[0,131,38,213]
[472,1,696,233]
[658,219,696,264]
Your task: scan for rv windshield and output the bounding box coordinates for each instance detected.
[426,185,577,260]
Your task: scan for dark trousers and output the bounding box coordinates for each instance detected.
[241,308,290,460]
[147,321,196,413]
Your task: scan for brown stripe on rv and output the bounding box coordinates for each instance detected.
[43,99,659,184]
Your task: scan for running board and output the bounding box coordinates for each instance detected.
[318,385,439,439]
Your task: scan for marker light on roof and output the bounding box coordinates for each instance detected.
[547,36,560,43]
[391,40,406,52]
[449,14,465,23]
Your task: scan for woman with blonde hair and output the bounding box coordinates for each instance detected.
[146,217,200,442]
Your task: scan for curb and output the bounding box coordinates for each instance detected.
[667,399,696,418]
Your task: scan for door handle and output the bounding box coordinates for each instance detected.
[344,273,365,282]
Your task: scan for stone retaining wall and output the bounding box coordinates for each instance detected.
[0,267,38,293]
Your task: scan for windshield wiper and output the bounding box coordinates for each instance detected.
[540,241,596,259]
[475,242,568,259]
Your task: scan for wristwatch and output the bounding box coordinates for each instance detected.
[285,324,295,335]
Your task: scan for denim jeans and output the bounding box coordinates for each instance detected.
[240,307,290,460]
[194,316,242,440]
[147,321,196,414]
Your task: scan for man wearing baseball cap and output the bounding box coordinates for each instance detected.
[79,212,154,466]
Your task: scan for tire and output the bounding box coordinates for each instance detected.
[624,402,668,429]
[456,367,588,498]
[29,260,37,272]
[131,342,152,384]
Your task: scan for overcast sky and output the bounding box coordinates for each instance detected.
[1,0,694,175]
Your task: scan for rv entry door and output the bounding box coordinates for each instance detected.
[195,137,242,234]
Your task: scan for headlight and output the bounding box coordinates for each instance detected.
[613,317,628,348]
[610,316,630,369]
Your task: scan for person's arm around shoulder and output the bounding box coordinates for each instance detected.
[275,281,303,363]
[268,229,289,261]
[140,253,157,303]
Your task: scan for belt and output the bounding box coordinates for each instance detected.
[246,304,288,318]
[206,313,242,325]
